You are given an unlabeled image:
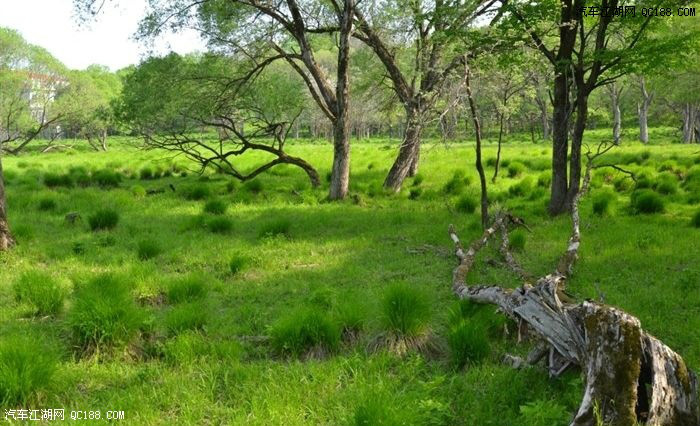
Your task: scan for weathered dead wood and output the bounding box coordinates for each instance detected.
[446,147,699,426]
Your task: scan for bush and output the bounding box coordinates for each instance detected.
[93,169,121,188]
[37,197,56,211]
[0,335,58,406]
[691,209,700,228]
[44,172,74,188]
[509,230,526,252]
[164,303,208,335]
[455,195,477,213]
[631,189,665,214]
[508,177,533,197]
[507,162,525,178]
[137,239,162,261]
[12,271,66,316]
[592,191,616,216]
[131,185,147,197]
[203,199,227,215]
[185,185,211,201]
[448,319,490,368]
[88,209,119,231]
[67,274,144,349]
[167,274,208,304]
[258,218,291,238]
[244,179,263,194]
[229,254,247,275]
[380,283,430,337]
[139,167,154,180]
[270,307,340,357]
[408,187,422,200]
[207,216,233,234]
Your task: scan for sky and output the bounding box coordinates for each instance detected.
[0,0,206,71]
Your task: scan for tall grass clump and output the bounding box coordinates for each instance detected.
[631,189,665,214]
[270,307,340,357]
[12,271,66,316]
[509,230,526,251]
[88,209,119,231]
[456,195,477,214]
[507,162,526,178]
[137,239,163,260]
[654,173,678,195]
[164,303,209,335]
[447,313,490,368]
[67,274,144,350]
[207,216,233,234]
[44,172,74,188]
[0,335,58,406]
[353,397,401,426]
[204,199,227,215]
[167,274,208,304]
[380,283,431,338]
[592,190,616,216]
[691,209,700,228]
[93,169,122,188]
[139,167,154,180]
[229,254,247,275]
[184,185,211,200]
[244,179,264,194]
[37,197,57,211]
[443,171,470,195]
[258,218,292,238]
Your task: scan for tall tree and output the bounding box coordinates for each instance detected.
[353,0,503,192]
[636,76,653,144]
[505,0,697,214]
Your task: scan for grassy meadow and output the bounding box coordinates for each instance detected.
[1,130,699,425]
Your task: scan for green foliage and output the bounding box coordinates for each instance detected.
[185,185,211,200]
[37,197,57,211]
[447,318,490,368]
[137,239,162,260]
[258,218,291,238]
[631,189,665,214]
[164,303,208,335]
[229,254,247,275]
[93,169,122,188]
[691,209,700,228]
[509,230,526,251]
[507,162,525,178]
[518,399,569,426]
[353,397,400,426]
[207,216,233,234]
[0,335,58,406]
[456,195,477,213]
[203,199,227,215]
[167,275,208,304]
[334,298,367,335]
[44,172,74,188]
[88,208,119,231]
[592,190,616,216]
[270,307,340,357]
[380,283,430,337]
[67,274,144,349]
[12,271,66,316]
[613,177,633,192]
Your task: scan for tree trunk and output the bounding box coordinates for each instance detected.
[549,70,570,216]
[611,87,622,145]
[682,104,697,144]
[408,144,420,177]
[0,155,15,251]
[328,0,353,200]
[464,63,489,229]
[638,78,652,144]
[566,94,588,208]
[383,106,422,192]
[100,130,108,151]
[492,112,505,183]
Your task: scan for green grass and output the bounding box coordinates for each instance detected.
[270,307,340,357]
[0,334,58,406]
[0,133,698,424]
[12,270,67,316]
[137,239,163,260]
[166,274,209,304]
[88,208,120,231]
[380,283,431,338]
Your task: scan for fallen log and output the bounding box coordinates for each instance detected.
[447,145,699,426]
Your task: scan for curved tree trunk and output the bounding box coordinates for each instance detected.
[447,153,700,426]
[549,70,571,216]
[408,143,420,177]
[384,107,422,192]
[0,156,15,251]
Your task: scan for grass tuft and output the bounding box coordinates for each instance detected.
[207,216,233,234]
[631,189,665,214]
[167,274,208,304]
[258,218,291,238]
[0,335,58,406]
[13,271,66,316]
[455,195,477,213]
[270,307,340,357]
[137,239,163,260]
[203,199,228,215]
[380,283,430,338]
[164,302,209,335]
[88,209,119,231]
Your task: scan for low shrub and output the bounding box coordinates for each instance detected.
[137,239,162,261]
[93,169,121,188]
[509,230,526,252]
[380,283,431,337]
[37,197,57,211]
[131,185,147,197]
[167,274,208,304]
[0,335,58,406]
[203,199,227,215]
[455,195,477,214]
[207,216,233,234]
[270,307,340,357]
[13,271,66,316]
[67,274,144,349]
[88,209,119,231]
[258,218,291,238]
[631,189,665,214]
[164,303,208,335]
[507,162,526,178]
